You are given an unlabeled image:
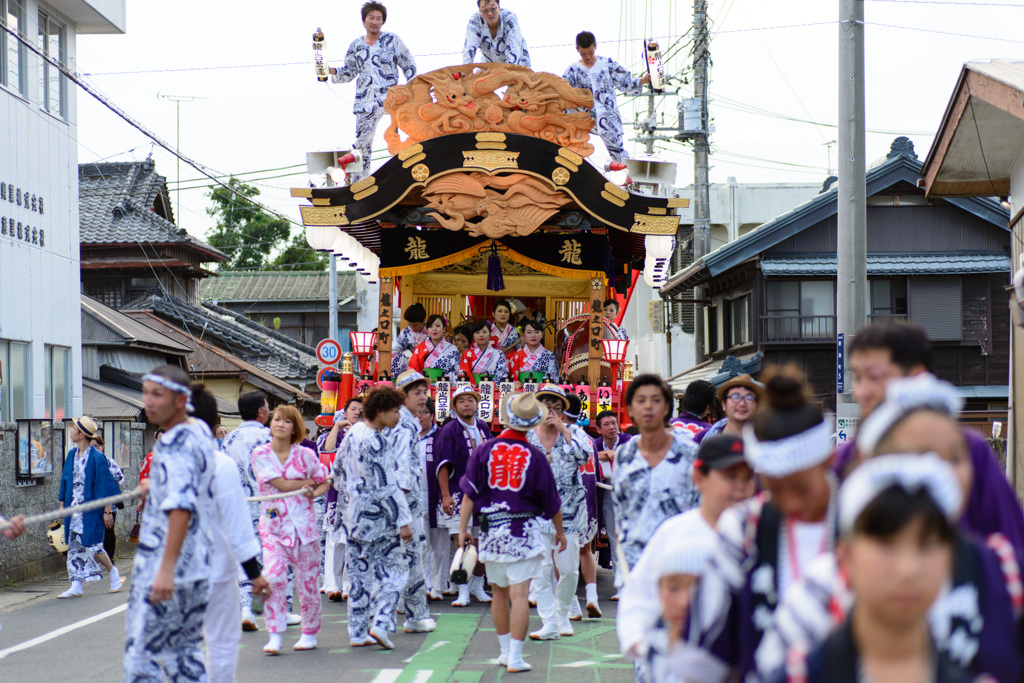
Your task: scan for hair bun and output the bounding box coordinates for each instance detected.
[762,366,807,411]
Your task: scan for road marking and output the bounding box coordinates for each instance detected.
[0,603,127,660]
[370,669,403,683]
[412,671,433,683]
[391,612,481,683]
[556,660,599,668]
[403,640,448,663]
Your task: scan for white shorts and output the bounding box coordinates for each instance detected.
[486,554,544,588]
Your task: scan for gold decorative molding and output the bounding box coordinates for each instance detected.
[384,64,595,158]
[558,148,583,166]
[290,188,313,198]
[555,156,579,172]
[631,213,680,235]
[476,132,506,142]
[648,207,667,215]
[311,198,332,206]
[600,190,625,208]
[300,205,350,226]
[422,172,569,239]
[667,197,691,208]
[603,183,629,201]
[350,176,376,194]
[551,167,571,186]
[462,150,520,172]
[410,164,430,182]
[353,185,379,201]
[402,153,427,168]
[398,143,424,161]
[475,142,507,150]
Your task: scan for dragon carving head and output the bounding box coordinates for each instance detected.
[428,76,481,117]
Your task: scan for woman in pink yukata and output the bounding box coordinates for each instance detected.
[251,404,331,655]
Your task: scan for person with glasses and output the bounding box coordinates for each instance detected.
[695,374,764,444]
[462,0,531,67]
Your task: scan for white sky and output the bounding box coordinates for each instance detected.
[74,0,1024,257]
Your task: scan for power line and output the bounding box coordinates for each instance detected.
[865,0,1024,5]
[865,20,1024,43]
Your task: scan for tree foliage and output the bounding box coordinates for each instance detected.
[271,231,328,271]
[205,178,293,271]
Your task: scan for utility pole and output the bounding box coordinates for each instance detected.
[691,0,711,362]
[157,93,207,225]
[836,1,867,415]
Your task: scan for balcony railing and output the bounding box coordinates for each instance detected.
[867,313,908,323]
[761,315,836,343]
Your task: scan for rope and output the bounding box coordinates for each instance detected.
[0,487,325,532]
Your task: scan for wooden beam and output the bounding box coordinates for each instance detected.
[377,277,394,379]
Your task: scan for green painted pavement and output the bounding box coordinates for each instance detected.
[393,612,483,682]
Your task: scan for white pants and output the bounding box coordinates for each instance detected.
[426,528,452,593]
[602,493,623,587]
[323,528,348,594]
[204,578,241,683]
[535,532,580,628]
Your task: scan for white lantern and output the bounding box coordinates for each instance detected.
[305,226,337,251]
[644,235,675,259]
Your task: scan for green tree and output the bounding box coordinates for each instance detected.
[205,178,292,270]
[271,231,327,271]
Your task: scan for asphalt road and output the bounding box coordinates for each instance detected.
[0,559,632,682]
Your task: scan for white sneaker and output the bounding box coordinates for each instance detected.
[286,613,302,626]
[507,657,532,673]
[241,608,258,632]
[529,624,561,641]
[404,618,437,633]
[293,633,317,651]
[370,626,394,649]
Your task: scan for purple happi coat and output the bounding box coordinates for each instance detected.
[459,430,562,563]
[432,416,491,528]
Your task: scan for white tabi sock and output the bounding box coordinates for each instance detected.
[509,638,525,661]
[498,632,511,658]
[585,582,598,605]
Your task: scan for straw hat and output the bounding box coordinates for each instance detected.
[452,385,482,403]
[504,393,548,432]
[716,374,765,402]
[72,416,98,440]
[395,369,429,391]
[535,383,569,410]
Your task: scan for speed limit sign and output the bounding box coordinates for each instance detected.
[316,339,342,365]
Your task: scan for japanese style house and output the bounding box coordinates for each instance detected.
[662,138,1011,416]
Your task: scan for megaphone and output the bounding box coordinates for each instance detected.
[449,541,478,585]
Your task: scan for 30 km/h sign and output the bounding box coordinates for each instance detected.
[316,339,342,365]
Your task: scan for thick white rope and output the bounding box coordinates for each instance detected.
[0,487,323,533]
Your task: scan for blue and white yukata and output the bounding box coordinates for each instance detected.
[391,325,427,378]
[124,420,217,683]
[334,421,414,640]
[59,445,120,584]
[385,406,430,623]
[331,32,417,179]
[563,56,644,162]
[611,431,700,579]
[527,426,591,630]
[462,9,531,66]
[222,420,290,613]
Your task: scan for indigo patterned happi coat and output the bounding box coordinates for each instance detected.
[461,9,531,67]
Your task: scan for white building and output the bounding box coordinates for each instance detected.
[0,1,125,423]
[619,176,823,378]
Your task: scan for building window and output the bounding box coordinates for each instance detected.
[102,421,132,470]
[869,278,908,320]
[725,294,751,348]
[764,280,835,341]
[0,340,30,420]
[2,0,25,94]
[44,345,70,421]
[909,277,962,341]
[37,11,65,117]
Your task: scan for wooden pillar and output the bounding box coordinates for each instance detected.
[588,276,603,418]
[377,277,394,379]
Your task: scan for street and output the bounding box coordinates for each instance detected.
[0,559,632,682]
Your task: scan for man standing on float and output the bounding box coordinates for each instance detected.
[462,0,531,66]
[328,2,417,181]
[562,31,649,165]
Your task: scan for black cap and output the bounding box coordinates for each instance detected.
[695,434,747,471]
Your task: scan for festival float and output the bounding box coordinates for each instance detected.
[294,62,687,429]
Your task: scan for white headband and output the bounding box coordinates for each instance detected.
[838,453,962,534]
[742,417,834,478]
[143,373,195,413]
[856,373,963,457]
[654,536,715,580]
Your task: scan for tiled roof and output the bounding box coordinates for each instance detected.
[79,161,224,261]
[760,252,1012,276]
[121,290,319,385]
[201,271,358,303]
[81,294,192,354]
[668,353,764,393]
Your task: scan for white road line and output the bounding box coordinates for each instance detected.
[370,669,403,683]
[557,660,599,667]
[412,670,433,683]
[0,603,128,660]
[403,640,448,663]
